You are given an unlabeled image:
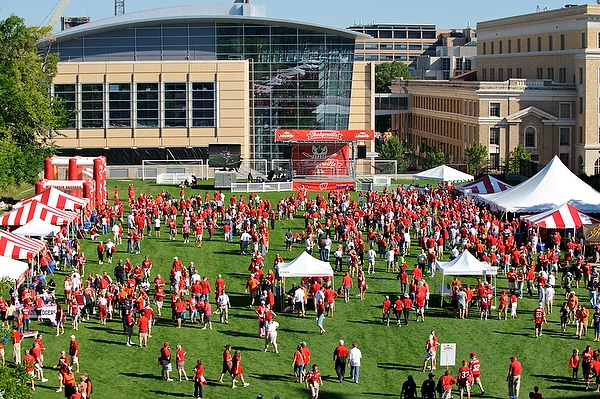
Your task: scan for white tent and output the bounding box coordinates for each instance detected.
[414,165,474,182]
[436,250,497,305]
[478,155,600,213]
[13,218,60,237]
[279,251,333,277]
[0,255,29,283]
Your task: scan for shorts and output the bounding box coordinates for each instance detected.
[162,359,172,372]
[28,370,35,377]
[266,331,277,344]
[222,361,232,374]
[343,286,350,294]
[294,363,304,375]
[535,322,543,329]
[317,314,324,325]
[325,302,335,311]
[177,361,185,370]
[139,332,148,340]
[204,316,211,323]
[458,301,466,310]
[424,351,436,361]
[196,234,203,242]
[155,226,160,232]
[125,326,133,336]
[71,356,79,364]
[459,384,471,392]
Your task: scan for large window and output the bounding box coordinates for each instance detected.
[192,82,215,127]
[136,83,159,127]
[108,83,131,128]
[524,126,537,148]
[559,127,570,146]
[489,102,501,117]
[81,84,103,128]
[559,103,572,118]
[54,84,76,128]
[164,83,187,127]
[489,127,500,145]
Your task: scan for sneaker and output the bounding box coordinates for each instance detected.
[41,378,48,382]
[243,383,250,387]
[166,378,173,382]
[261,348,267,352]
[232,386,237,389]
[56,389,62,393]
[31,387,35,391]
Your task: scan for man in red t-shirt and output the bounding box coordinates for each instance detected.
[457,359,473,399]
[333,340,349,382]
[137,311,150,347]
[507,355,522,399]
[533,303,546,338]
[305,364,323,399]
[469,352,485,394]
[218,344,232,384]
[438,369,457,399]
[69,335,79,372]
[382,295,391,326]
[160,342,173,381]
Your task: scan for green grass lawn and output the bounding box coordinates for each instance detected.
[9,179,591,399]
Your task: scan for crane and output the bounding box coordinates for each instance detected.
[46,0,72,31]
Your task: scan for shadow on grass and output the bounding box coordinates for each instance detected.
[251,372,292,382]
[531,373,580,385]
[377,362,421,372]
[90,338,127,345]
[219,329,258,338]
[361,393,398,397]
[346,319,388,325]
[120,371,160,380]
[84,325,123,335]
[149,390,188,397]
[492,330,531,337]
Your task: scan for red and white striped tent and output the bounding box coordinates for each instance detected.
[0,229,46,259]
[0,200,77,227]
[456,175,511,194]
[15,187,89,211]
[521,202,599,229]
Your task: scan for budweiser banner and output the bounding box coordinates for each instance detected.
[292,144,350,176]
[583,223,600,245]
[275,129,374,141]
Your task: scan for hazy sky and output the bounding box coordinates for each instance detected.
[1,0,573,31]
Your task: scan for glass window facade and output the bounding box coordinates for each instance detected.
[53,84,77,128]
[50,21,356,161]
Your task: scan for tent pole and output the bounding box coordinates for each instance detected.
[440,274,445,307]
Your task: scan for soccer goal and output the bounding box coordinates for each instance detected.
[141,159,208,181]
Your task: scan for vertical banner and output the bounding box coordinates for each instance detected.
[292,144,350,176]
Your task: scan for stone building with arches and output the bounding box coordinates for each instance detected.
[391,4,600,175]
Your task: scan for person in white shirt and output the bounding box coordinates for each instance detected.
[544,285,555,314]
[217,291,231,324]
[367,246,377,274]
[262,319,279,353]
[348,342,362,383]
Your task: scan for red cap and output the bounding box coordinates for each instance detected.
[510,355,517,360]
[470,352,476,358]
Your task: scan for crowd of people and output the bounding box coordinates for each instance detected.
[2,181,600,398]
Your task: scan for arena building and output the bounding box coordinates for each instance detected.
[43,1,374,173]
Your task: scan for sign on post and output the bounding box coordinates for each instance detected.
[439,343,456,367]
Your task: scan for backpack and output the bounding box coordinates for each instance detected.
[87,378,93,395]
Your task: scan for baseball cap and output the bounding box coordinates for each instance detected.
[470,352,476,358]
[538,302,543,307]
[174,256,178,260]
[70,335,76,339]
[428,372,435,378]
[510,355,517,360]
[339,339,344,345]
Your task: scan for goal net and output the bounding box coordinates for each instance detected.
[141,159,207,181]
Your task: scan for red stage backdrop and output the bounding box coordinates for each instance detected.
[293,181,356,192]
[276,129,374,141]
[292,144,350,176]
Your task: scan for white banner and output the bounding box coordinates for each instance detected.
[30,304,57,325]
[439,343,456,367]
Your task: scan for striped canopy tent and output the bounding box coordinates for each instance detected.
[0,229,46,259]
[0,255,29,285]
[15,187,90,211]
[0,200,77,227]
[521,202,599,229]
[456,175,511,194]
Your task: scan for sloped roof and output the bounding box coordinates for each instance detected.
[414,165,474,182]
[456,175,511,194]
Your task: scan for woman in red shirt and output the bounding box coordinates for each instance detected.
[193,359,206,398]
[230,350,249,389]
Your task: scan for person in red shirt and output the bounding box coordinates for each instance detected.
[507,355,522,399]
[230,349,249,389]
[175,344,189,382]
[293,344,305,383]
[469,352,485,394]
[218,344,232,384]
[438,369,457,399]
[305,363,323,399]
[137,310,150,347]
[568,348,580,380]
[23,348,36,390]
[382,295,391,326]
[160,342,173,381]
[457,359,473,399]
[193,358,206,398]
[393,295,404,327]
[533,302,546,338]
[422,331,439,372]
[69,335,80,373]
[323,285,338,318]
[341,272,353,303]
[333,340,349,383]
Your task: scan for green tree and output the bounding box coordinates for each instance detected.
[506,144,531,175]
[375,61,411,93]
[420,144,448,170]
[0,15,72,189]
[378,136,408,173]
[0,365,33,399]
[463,142,489,176]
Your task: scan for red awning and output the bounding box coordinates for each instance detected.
[16,187,89,211]
[0,229,46,259]
[522,203,599,229]
[0,200,77,226]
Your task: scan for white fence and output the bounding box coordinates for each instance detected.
[141,159,208,181]
[231,181,293,193]
[156,173,190,185]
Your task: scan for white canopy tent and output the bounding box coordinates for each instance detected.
[436,250,498,306]
[414,165,474,183]
[478,155,600,213]
[278,251,334,310]
[0,255,29,285]
[13,218,60,238]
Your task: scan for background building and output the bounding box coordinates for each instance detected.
[393,4,600,175]
[45,1,374,168]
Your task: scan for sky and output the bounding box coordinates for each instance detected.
[0,0,575,31]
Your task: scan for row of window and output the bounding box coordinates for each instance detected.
[54,82,216,129]
[489,126,571,147]
[355,42,436,51]
[487,101,572,119]
[482,34,569,55]
[349,29,437,40]
[355,54,417,62]
[413,96,478,117]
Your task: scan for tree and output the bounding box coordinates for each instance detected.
[506,144,531,175]
[0,15,73,189]
[463,142,489,176]
[378,136,408,173]
[0,364,34,399]
[419,144,448,170]
[375,61,411,93]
